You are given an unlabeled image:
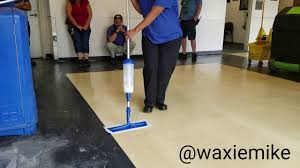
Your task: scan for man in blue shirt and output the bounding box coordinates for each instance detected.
[106,14,136,65]
[180,0,202,62]
[126,0,182,113]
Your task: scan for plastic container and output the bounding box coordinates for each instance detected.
[0,0,17,7]
[248,42,271,61]
[0,7,37,136]
[123,59,135,93]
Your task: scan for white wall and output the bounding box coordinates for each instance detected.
[278,0,293,12]
[247,0,279,43]
[188,0,227,52]
[49,0,226,58]
[225,1,248,44]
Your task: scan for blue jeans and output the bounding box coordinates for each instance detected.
[68,26,91,53]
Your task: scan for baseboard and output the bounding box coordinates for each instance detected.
[180,50,223,56]
[55,51,222,63]
[196,50,223,55]
[56,55,143,63]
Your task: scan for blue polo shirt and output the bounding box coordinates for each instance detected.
[140,0,182,44]
[107,25,127,46]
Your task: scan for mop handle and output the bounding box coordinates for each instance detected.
[126,93,131,124]
[126,0,130,60]
[261,0,266,29]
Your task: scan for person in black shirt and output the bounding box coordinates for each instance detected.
[15,0,36,66]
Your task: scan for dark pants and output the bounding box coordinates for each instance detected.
[68,26,91,53]
[142,37,181,107]
[27,22,34,64]
[27,21,30,37]
[180,19,197,40]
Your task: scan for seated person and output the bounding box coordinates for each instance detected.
[106,14,136,65]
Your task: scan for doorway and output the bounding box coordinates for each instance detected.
[223,0,251,58]
[27,0,42,58]
[27,0,53,59]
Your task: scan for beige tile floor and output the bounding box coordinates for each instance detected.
[67,64,300,168]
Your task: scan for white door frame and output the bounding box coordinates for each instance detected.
[37,0,53,59]
[27,0,42,58]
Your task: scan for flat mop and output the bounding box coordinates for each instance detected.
[104,0,149,134]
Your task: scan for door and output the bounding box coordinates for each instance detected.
[38,0,53,58]
[27,0,42,58]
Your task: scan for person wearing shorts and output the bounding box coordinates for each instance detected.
[180,0,202,62]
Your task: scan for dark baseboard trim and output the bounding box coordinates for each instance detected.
[55,51,223,63]
[180,50,222,56]
[224,42,244,45]
[56,55,143,63]
[197,50,223,55]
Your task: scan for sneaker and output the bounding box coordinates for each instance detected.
[180,53,188,60]
[110,57,117,66]
[258,61,263,68]
[31,60,36,66]
[156,103,168,111]
[84,59,91,67]
[79,59,84,67]
[143,106,153,113]
[192,53,197,63]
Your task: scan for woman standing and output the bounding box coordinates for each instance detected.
[66,0,92,67]
[126,0,182,113]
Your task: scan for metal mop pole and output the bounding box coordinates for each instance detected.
[125,0,131,124]
[126,0,130,60]
[261,0,266,29]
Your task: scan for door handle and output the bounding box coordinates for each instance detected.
[30,13,38,17]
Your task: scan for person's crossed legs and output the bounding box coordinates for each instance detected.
[107,41,136,65]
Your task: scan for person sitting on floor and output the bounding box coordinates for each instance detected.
[106,14,136,65]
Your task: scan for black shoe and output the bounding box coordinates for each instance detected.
[143,106,153,113]
[31,60,36,66]
[79,59,84,67]
[258,61,263,68]
[180,53,188,60]
[123,54,128,59]
[110,57,117,66]
[192,53,197,63]
[156,103,168,111]
[84,59,91,67]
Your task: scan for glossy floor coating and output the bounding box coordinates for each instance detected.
[68,64,300,168]
[224,51,249,58]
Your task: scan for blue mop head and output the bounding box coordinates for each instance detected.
[105,120,149,134]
